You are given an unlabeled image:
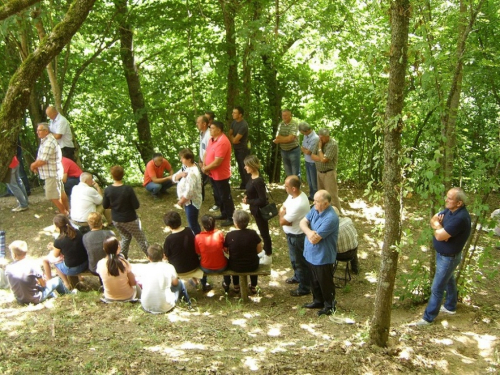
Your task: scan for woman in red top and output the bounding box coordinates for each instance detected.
[194,215,227,273]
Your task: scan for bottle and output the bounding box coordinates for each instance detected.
[0,231,5,258]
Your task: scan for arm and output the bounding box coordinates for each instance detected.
[430,213,452,241]
[279,206,292,226]
[102,190,110,209]
[299,216,322,245]
[245,178,267,207]
[273,134,296,144]
[231,133,243,145]
[126,271,137,287]
[37,277,47,287]
[256,241,263,254]
[130,187,140,210]
[52,133,63,140]
[203,157,223,172]
[30,159,47,172]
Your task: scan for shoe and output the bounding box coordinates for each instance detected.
[209,205,219,212]
[12,206,28,212]
[440,306,456,315]
[248,284,257,294]
[290,290,310,297]
[351,268,359,275]
[202,284,212,292]
[317,308,334,316]
[303,302,324,309]
[214,215,225,220]
[221,220,233,227]
[286,277,299,284]
[259,254,272,265]
[414,319,431,326]
[222,282,229,293]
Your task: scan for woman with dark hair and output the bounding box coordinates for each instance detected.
[42,214,88,289]
[103,165,148,259]
[242,155,272,265]
[96,236,140,301]
[194,215,227,273]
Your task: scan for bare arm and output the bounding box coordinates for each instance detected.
[299,217,322,244]
[430,213,451,241]
[273,134,296,144]
[52,133,63,140]
[127,270,137,287]
[203,157,223,173]
[231,133,243,145]
[256,242,263,254]
[279,206,292,226]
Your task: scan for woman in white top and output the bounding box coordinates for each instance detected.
[172,148,202,234]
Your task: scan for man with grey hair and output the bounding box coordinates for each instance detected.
[310,128,342,211]
[273,109,300,178]
[71,172,111,230]
[299,122,319,201]
[46,105,75,161]
[30,123,69,215]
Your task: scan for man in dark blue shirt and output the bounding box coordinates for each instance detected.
[415,187,471,326]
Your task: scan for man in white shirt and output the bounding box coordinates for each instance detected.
[279,175,312,296]
[46,106,75,161]
[71,172,111,229]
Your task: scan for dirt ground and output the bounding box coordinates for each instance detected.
[0,184,499,374]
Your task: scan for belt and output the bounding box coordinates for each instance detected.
[286,232,305,238]
[318,169,333,174]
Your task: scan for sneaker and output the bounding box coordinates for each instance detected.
[221,220,233,227]
[440,306,456,315]
[12,206,28,212]
[413,319,431,326]
[209,205,219,212]
[259,254,272,265]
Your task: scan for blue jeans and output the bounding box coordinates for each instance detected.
[423,252,462,322]
[172,280,191,304]
[281,147,301,178]
[201,265,227,273]
[145,180,173,195]
[55,260,88,276]
[185,204,201,235]
[38,277,71,303]
[6,165,28,208]
[286,233,311,293]
[305,162,317,200]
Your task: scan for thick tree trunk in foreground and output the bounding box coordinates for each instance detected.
[369,0,410,347]
[0,0,96,180]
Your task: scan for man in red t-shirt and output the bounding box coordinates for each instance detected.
[61,157,82,199]
[202,121,234,226]
[143,153,174,198]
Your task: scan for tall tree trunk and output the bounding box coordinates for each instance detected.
[0,0,96,180]
[369,0,410,347]
[115,0,153,166]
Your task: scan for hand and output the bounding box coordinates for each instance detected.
[177,200,184,208]
[437,214,444,223]
[307,231,322,245]
[272,138,278,144]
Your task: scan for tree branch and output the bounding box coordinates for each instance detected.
[0,0,40,21]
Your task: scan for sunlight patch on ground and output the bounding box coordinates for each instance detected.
[267,324,282,337]
[145,345,187,359]
[243,356,259,371]
[248,327,264,337]
[180,342,206,350]
[349,199,384,225]
[398,346,414,360]
[431,338,454,345]
[364,271,378,283]
[300,323,323,337]
[232,318,247,327]
[168,312,190,322]
[462,332,497,358]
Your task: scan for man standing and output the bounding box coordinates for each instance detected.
[202,121,235,227]
[46,105,75,161]
[71,172,112,230]
[7,156,29,212]
[30,123,69,215]
[415,187,471,326]
[197,115,213,202]
[300,190,339,316]
[273,109,300,178]
[333,207,359,275]
[228,106,250,189]
[279,175,312,296]
[143,153,173,199]
[311,128,342,211]
[299,122,319,201]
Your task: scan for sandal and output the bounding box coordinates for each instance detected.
[233,285,241,293]
[249,284,257,295]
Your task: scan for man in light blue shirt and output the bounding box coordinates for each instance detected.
[300,190,339,316]
[299,122,319,201]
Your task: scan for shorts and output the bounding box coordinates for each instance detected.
[55,260,88,276]
[44,177,64,200]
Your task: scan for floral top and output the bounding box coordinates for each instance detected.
[173,165,202,209]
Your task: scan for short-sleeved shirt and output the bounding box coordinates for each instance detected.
[71,182,103,222]
[96,257,135,300]
[62,157,82,178]
[9,156,19,169]
[37,134,63,180]
[143,159,172,186]
[199,129,211,163]
[163,228,200,274]
[312,138,338,172]
[205,134,232,181]
[103,185,139,223]
[49,113,74,148]
[195,230,227,270]
[337,217,358,253]
[54,231,88,268]
[282,192,310,235]
[303,206,339,265]
[302,131,319,163]
[433,206,471,256]
[278,120,299,151]
[82,230,115,273]
[5,258,43,304]
[173,165,202,209]
[140,262,178,313]
[225,229,261,272]
[230,119,249,150]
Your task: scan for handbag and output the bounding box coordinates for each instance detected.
[258,182,278,221]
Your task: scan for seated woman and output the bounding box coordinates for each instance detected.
[194,215,227,273]
[163,211,211,291]
[42,214,88,289]
[223,210,263,294]
[96,236,140,302]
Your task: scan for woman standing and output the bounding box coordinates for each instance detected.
[103,165,148,258]
[242,155,272,265]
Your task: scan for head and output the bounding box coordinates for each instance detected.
[110,165,124,181]
[232,106,244,121]
[152,153,164,167]
[201,215,216,232]
[45,105,58,120]
[9,240,28,260]
[196,115,209,131]
[53,214,77,239]
[87,212,103,230]
[80,172,93,186]
[282,109,292,124]
[313,190,331,213]
[164,211,182,229]
[147,244,164,262]
[179,148,195,166]
[36,123,50,139]
[298,122,312,135]
[243,155,261,174]
[445,187,467,212]
[233,209,250,229]
[204,111,215,124]
[103,236,121,256]
[284,175,301,197]
[318,128,331,143]
[210,121,224,138]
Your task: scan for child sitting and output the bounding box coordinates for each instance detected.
[195,215,227,273]
[140,244,192,313]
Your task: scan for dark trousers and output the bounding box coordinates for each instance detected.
[307,261,335,310]
[234,147,250,188]
[209,177,222,207]
[224,275,258,287]
[336,247,359,273]
[253,210,273,255]
[212,178,235,220]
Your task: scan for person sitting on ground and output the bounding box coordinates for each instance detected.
[194,215,227,273]
[96,236,140,302]
[61,156,82,199]
[82,212,115,279]
[143,152,174,199]
[163,211,211,291]
[42,214,89,290]
[140,244,192,313]
[222,210,263,295]
[6,240,73,304]
[333,207,359,275]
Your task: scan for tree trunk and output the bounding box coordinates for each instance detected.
[369,0,410,347]
[0,0,97,181]
[115,0,153,166]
